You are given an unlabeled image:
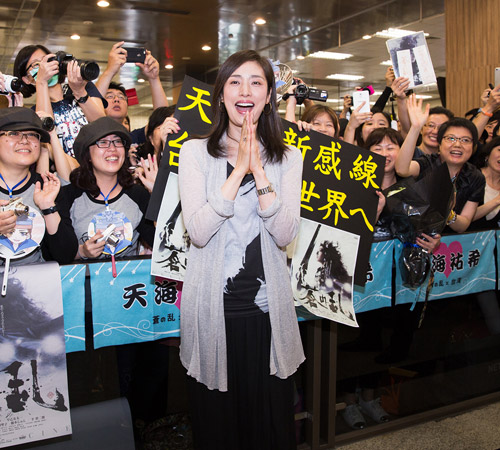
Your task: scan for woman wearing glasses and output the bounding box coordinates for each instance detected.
[395,95,485,232]
[0,107,65,264]
[13,45,106,158]
[44,117,154,261]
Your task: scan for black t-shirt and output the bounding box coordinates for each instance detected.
[415,154,485,214]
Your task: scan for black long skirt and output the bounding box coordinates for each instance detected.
[187,312,297,450]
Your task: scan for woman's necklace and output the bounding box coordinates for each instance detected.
[0,172,29,198]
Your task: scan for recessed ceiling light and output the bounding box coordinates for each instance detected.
[307,51,353,60]
[97,0,109,7]
[202,45,211,51]
[182,56,191,61]
[326,74,365,81]
[374,28,429,39]
[380,60,393,66]
[362,35,372,40]
[83,20,93,25]
[296,55,305,60]
[138,78,145,83]
[255,18,266,25]
[71,34,80,40]
[165,64,173,69]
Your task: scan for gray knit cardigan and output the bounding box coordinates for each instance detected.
[178,137,305,391]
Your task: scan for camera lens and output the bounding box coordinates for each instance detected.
[41,116,55,132]
[79,61,100,81]
[1,75,22,94]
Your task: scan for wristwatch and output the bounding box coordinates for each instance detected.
[257,184,274,196]
[41,205,58,216]
[75,94,89,104]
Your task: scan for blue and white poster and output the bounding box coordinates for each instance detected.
[89,259,181,349]
[0,263,72,447]
[353,240,394,313]
[395,231,496,304]
[60,264,86,353]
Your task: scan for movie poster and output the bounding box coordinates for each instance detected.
[291,219,359,326]
[0,262,71,447]
[151,173,189,280]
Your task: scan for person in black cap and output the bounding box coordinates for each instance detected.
[43,116,154,261]
[0,106,70,265]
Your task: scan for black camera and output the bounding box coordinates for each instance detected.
[41,116,55,132]
[0,75,23,95]
[283,79,328,105]
[48,51,100,81]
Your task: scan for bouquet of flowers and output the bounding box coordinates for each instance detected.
[384,163,454,288]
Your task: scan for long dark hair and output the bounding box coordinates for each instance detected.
[206,50,287,163]
[318,241,350,284]
[70,141,134,198]
[482,136,500,167]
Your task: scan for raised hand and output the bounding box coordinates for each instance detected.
[137,50,160,80]
[136,154,158,193]
[407,93,430,130]
[391,77,411,99]
[33,171,60,210]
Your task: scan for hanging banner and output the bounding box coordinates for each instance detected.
[291,219,359,327]
[0,262,71,448]
[282,121,384,286]
[60,264,86,353]
[89,259,181,349]
[353,239,394,313]
[147,75,214,221]
[395,230,496,304]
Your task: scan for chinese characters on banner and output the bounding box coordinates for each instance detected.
[283,120,385,288]
[395,230,496,304]
[149,76,214,280]
[0,263,71,448]
[89,259,181,349]
[147,76,214,221]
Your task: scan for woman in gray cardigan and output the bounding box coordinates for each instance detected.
[178,50,304,450]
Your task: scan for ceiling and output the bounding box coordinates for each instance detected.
[0,0,445,122]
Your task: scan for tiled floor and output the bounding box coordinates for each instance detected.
[338,401,500,450]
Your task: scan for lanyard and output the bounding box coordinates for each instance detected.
[0,172,28,198]
[99,181,119,210]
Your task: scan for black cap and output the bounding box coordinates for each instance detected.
[73,117,132,164]
[0,107,50,143]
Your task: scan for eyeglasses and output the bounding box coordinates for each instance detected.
[105,93,127,102]
[94,139,125,149]
[0,130,41,142]
[442,135,473,145]
[424,122,440,130]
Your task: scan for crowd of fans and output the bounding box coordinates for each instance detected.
[1,40,500,447]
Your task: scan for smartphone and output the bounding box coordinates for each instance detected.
[495,67,500,89]
[352,90,370,113]
[123,47,146,63]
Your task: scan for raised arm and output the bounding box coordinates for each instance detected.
[95,42,127,96]
[67,61,105,122]
[34,53,59,116]
[343,102,372,145]
[391,76,411,137]
[395,94,429,178]
[137,50,168,109]
[472,83,500,138]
